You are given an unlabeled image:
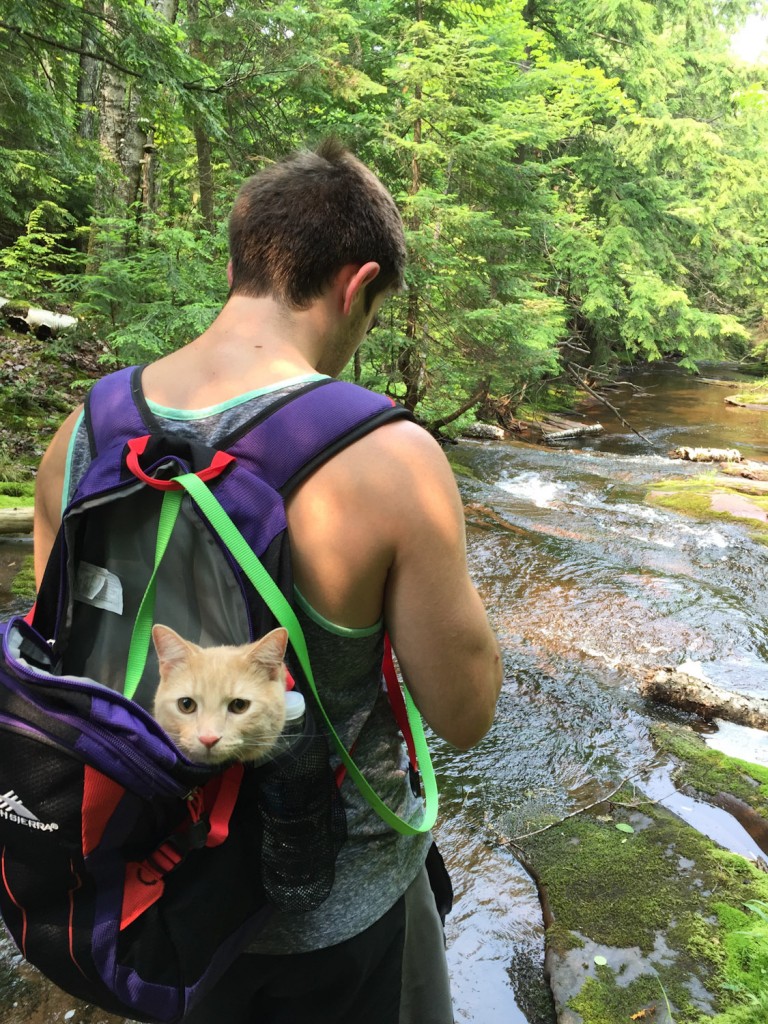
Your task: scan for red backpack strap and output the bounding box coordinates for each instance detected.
[119,764,244,930]
[334,636,418,790]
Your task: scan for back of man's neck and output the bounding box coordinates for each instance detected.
[141,296,328,410]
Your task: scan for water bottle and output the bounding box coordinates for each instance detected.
[256,691,346,912]
[281,691,306,749]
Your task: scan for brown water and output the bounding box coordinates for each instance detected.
[2,365,768,1023]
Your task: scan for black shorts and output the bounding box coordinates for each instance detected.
[181,865,454,1024]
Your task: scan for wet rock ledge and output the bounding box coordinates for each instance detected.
[502,722,768,1023]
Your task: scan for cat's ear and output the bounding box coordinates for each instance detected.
[152,624,193,672]
[250,627,289,681]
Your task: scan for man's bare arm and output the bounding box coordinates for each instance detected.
[382,426,502,750]
[33,408,81,587]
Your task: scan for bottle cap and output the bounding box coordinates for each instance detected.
[284,691,306,722]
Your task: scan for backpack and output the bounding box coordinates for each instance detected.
[0,367,437,1024]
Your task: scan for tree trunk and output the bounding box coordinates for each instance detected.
[398,47,426,414]
[641,668,768,731]
[398,291,427,412]
[76,0,104,140]
[97,0,178,213]
[97,50,146,211]
[187,0,216,232]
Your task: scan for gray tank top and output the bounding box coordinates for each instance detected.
[64,373,430,952]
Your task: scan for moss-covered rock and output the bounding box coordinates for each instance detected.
[0,481,34,508]
[647,472,768,543]
[652,722,768,818]
[516,780,768,1023]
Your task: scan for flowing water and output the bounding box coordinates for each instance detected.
[436,366,768,1022]
[1,365,768,1023]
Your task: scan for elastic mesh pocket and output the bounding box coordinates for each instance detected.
[256,722,346,913]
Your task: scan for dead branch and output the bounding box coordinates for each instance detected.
[428,378,491,432]
[566,362,660,450]
[488,760,662,850]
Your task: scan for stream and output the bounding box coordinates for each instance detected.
[1,365,767,1023]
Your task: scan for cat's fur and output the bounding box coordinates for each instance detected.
[151,624,289,765]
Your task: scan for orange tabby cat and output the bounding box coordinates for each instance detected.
[151,624,289,765]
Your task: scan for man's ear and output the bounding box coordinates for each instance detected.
[226,259,234,288]
[341,262,380,315]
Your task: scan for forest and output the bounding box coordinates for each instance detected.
[1,0,768,434]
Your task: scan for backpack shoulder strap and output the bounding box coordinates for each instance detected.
[226,379,412,494]
[84,365,154,458]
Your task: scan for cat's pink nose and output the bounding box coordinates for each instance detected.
[198,735,221,749]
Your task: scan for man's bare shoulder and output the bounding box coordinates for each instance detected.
[339,416,456,486]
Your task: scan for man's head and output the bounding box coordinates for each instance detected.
[228,140,406,312]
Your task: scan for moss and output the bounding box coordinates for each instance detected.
[0,489,33,505]
[711,996,768,1024]
[651,722,768,816]
[520,788,768,1022]
[522,807,703,952]
[0,481,34,508]
[10,556,36,601]
[647,474,768,543]
[711,899,768,1013]
[545,921,585,956]
[569,969,708,1024]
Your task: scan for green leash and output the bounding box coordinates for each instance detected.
[124,473,437,836]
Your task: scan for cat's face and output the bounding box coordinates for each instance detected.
[151,625,289,765]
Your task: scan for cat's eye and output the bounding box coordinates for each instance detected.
[228,699,250,714]
[177,697,197,714]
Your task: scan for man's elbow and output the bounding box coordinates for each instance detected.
[440,656,503,751]
[444,712,496,752]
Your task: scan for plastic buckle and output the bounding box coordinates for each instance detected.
[408,764,422,798]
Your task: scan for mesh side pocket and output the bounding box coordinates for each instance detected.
[256,715,346,913]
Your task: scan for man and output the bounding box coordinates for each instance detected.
[34,139,502,1023]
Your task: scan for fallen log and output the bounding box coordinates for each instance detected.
[541,422,604,442]
[641,668,768,731]
[0,508,33,536]
[0,297,77,339]
[669,446,743,463]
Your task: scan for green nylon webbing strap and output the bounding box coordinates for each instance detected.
[124,488,184,701]
[125,471,437,836]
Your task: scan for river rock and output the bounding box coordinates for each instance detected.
[512,777,766,1022]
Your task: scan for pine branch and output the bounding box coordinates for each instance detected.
[0,21,141,79]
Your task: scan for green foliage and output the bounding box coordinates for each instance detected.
[78,214,228,362]
[10,556,35,603]
[1,0,767,420]
[0,201,86,303]
[711,900,768,1020]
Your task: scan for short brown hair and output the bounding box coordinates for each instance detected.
[228,139,406,309]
